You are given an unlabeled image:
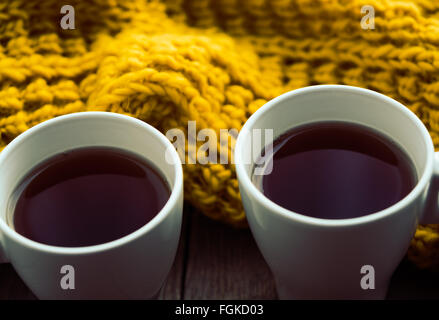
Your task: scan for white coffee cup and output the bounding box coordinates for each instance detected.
[235,85,439,299]
[0,112,183,299]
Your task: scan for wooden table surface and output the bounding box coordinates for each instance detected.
[1,205,438,300]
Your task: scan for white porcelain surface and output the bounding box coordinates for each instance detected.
[235,85,439,299]
[0,112,183,299]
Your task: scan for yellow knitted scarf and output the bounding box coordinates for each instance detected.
[1,0,438,269]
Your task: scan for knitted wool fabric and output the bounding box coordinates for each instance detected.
[1,0,439,270]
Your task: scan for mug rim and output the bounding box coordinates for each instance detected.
[0,111,183,255]
[234,85,435,227]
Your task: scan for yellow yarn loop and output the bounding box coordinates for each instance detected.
[1,0,439,270]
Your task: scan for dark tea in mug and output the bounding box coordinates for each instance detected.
[9,146,171,247]
[252,121,417,219]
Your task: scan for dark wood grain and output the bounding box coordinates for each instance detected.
[0,264,36,300]
[183,210,278,299]
[387,259,439,299]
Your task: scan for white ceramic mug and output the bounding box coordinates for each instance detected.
[0,112,183,299]
[235,85,439,299]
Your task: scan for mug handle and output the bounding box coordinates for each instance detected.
[421,152,439,224]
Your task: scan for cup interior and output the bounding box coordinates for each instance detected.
[236,85,433,216]
[0,112,181,233]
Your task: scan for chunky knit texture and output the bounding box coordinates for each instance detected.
[1,0,439,269]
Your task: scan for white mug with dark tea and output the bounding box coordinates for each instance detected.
[0,112,183,299]
[235,85,439,299]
